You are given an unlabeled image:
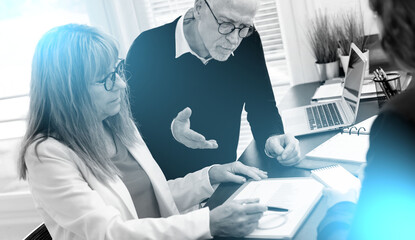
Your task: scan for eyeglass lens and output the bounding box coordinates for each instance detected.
[104,60,125,91]
[218,23,252,38]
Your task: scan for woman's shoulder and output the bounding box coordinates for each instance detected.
[370,87,415,137]
[25,136,76,166]
[381,87,415,125]
[27,135,67,152]
[370,110,415,144]
[368,101,415,167]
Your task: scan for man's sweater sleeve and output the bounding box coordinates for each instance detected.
[244,31,284,146]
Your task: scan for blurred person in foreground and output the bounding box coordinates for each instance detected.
[318,0,415,239]
[19,24,269,239]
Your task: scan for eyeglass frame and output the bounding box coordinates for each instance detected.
[96,59,126,91]
[203,0,255,38]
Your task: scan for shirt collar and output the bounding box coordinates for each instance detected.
[175,15,212,65]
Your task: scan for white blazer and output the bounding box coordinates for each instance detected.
[25,127,214,240]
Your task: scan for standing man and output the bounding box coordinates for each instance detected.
[126,0,300,179]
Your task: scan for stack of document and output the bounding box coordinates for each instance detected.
[312,78,381,102]
[311,82,343,102]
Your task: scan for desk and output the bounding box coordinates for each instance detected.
[206,81,380,240]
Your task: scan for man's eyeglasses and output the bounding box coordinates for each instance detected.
[96,59,126,91]
[204,0,254,38]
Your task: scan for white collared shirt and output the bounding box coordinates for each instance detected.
[175,15,212,65]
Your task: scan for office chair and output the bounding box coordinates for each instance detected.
[24,223,51,240]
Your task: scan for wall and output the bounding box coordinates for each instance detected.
[85,0,144,57]
[278,0,379,85]
[0,192,42,240]
[0,137,42,239]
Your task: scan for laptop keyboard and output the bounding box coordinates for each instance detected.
[306,103,344,130]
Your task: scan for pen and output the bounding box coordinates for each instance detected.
[373,70,391,100]
[267,206,289,212]
[379,68,391,96]
[380,68,398,96]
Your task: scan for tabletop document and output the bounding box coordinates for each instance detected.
[227,178,323,239]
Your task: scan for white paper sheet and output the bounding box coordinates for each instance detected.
[229,178,323,239]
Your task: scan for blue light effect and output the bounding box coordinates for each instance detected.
[351,182,415,239]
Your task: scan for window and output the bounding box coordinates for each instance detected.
[0,0,89,138]
[0,0,89,99]
[143,0,194,27]
[143,0,290,157]
[0,0,89,193]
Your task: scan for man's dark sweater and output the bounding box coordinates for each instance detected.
[126,18,284,179]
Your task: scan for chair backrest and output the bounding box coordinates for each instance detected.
[24,223,52,240]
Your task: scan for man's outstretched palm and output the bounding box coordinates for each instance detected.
[171,107,218,149]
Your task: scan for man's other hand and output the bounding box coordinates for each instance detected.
[171,107,218,149]
[264,134,301,166]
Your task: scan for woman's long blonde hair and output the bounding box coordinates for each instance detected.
[19,24,138,182]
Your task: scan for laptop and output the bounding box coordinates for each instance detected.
[282,43,368,136]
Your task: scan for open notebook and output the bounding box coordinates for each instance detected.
[311,165,361,192]
[305,115,377,164]
[225,178,323,239]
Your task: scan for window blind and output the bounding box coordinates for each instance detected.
[143,0,290,157]
[0,0,89,141]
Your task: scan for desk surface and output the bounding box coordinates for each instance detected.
[207,81,380,240]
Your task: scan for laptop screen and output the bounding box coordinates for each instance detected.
[342,45,366,115]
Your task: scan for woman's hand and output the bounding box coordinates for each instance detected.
[209,199,267,237]
[324,187,360,209]
[208,161,268,185]
[324,164,365,209]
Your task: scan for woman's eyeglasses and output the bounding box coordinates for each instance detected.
[96,59,126,91]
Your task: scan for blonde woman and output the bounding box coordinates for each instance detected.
[19,24,267,239]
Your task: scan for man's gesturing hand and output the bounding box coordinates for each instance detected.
[171,107,218,149]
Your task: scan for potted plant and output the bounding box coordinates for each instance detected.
[335,10,367,74]
[307,12,339,82]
